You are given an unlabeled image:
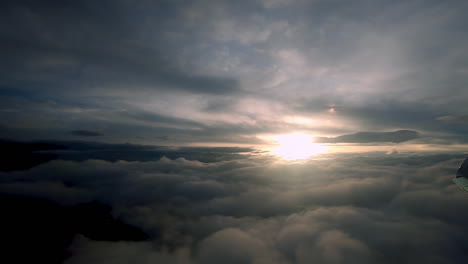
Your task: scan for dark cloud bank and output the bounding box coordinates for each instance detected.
[70,130,104,137]
[314,130,420,143]
[1,140,468,263]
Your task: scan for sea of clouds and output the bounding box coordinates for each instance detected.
[1,149,468,264]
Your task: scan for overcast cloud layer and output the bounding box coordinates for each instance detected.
[1,0,468,146]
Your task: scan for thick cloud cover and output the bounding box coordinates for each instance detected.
[1,0,468,145]
[1,145,468,263]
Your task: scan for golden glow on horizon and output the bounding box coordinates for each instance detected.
[272,134,328,160]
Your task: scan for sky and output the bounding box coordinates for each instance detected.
[1,0,468,263]
[1,0,468,149]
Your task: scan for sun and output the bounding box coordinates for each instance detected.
[271,134,327,160]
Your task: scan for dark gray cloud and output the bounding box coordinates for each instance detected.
[71,130,103,137]
[437,115,468,124]
[0,0,241,96]
[0,140,254,167]
[315,130,420,143]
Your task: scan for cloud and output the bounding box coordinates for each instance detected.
[71,130,103,137]
[1,145,468,263]
[436,115,468,123]
[197,228,280,264]
[0,139,62,171]
[0,140,255,170]
[65,236,193,264]
[314,130,420,143]
[2,0,468,261]
[0,0,242,96]
[1,0,468,144]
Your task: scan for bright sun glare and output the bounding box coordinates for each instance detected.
[272,134,327,160]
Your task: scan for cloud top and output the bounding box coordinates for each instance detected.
[1,146,467,263]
